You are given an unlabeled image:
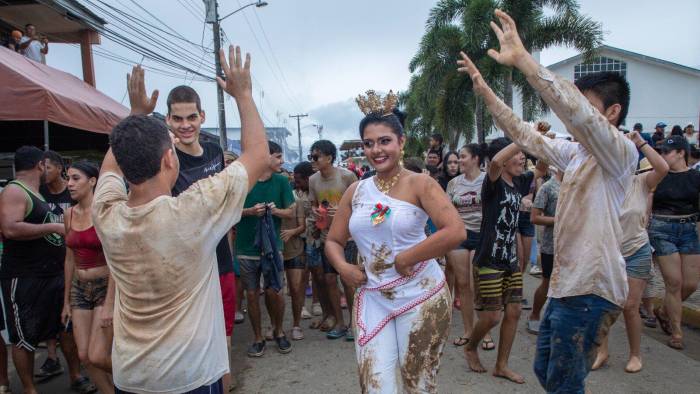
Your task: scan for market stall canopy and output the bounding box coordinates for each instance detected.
[0,46,128,134]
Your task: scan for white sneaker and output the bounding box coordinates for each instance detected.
[529,265,542,276]
[527,319,540,335]
[301,307,312,319]
[311,303,322,316]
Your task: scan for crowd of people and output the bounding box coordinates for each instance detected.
[5,23,49,64]
[0,10,698,394]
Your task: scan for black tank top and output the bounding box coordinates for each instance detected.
[1,181,65,278]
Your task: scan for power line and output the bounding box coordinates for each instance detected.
[175,0,204,22]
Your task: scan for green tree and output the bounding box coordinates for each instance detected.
[405,0,602,145]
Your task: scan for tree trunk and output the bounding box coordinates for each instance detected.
[504,67,513,109]
[476,98,485,144]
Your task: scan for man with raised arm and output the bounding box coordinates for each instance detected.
[92,45,269,393]
[457,10,637,393]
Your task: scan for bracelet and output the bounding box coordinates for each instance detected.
[637,142,648,150]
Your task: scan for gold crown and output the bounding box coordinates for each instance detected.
[355,90,398,116]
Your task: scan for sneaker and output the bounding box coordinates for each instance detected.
[291,326,304,341]
[527,319,540,335]
[234,310,245,324]
[327,327,348,340]
[0,384,10,394]
[275,335,292,354]
[70,376,97,394]
[301,306,312,320]
[35,357,63,378]
[643,316,658,328]
[247,341,266,357]
[521,299,532,310]
[529,265,542,276]
[312,302,322,316]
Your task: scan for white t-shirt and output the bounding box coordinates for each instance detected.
[19,36,45,63]
[92,162,248,394]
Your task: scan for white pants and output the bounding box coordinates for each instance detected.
[354,287,451,394]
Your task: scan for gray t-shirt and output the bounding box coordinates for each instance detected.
[446,172,485,232]
[532,177,560,255]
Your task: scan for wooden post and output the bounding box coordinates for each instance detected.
[80,30,95,87]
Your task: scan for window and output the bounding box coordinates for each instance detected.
[573,57,627,80]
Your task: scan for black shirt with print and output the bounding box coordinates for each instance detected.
[172,141,234,275]
[473,174,529,272]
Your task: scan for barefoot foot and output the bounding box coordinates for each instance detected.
[625,356,642,373]
[493,366,525,384]
[591,351,609,370]
[464,349,487,373]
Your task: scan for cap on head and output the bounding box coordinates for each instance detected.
[659,136,689,152]
[656,122,667,128]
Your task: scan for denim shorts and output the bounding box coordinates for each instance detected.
[517,211,535,237]
[320,241,358,274]
[456,230,481,251]
[306,244,322,269]
[284,255,305,270]
[648,217,700,256]
[624,243,652,280]
[70,277,108,310]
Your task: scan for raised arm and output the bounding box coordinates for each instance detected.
[483,9,636,178]
[627,131,669,189]
[0,185,64,240]
[217,45,268,190]
[488,143,522,182]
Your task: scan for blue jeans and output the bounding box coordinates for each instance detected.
[534,295,621,393]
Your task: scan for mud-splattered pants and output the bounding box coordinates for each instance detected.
[354,287,451,394]
[534,295,621,393]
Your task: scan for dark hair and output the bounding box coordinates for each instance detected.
[110,115,172,185]
[293,161,314,178]
[404,157,425,173]
[68,160,99,181]
[633,123,643,131]
[427,149,443,165]
[310,139,337,163]
[43,150,64,168]
[671,125,683,136]
[425,164,439,176]
[392,108,406,128]
[430,133,443,145]
[462,143,488,166]
[167,85,202,114]
[487,137,512,160]
[14,146,44,172]
[268,140,282,154]
[359,112,404,139]
[25,23,34,29]
[442,151,459,173]
[574,72,630,127]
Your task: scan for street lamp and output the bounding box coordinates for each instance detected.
[203,0,270,149]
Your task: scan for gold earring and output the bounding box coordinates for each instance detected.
[400,149,405,167]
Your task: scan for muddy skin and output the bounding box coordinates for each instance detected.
[369,243,393,276]
[400,292,451,394]
[358,348,380,393]
[380,289,396,300]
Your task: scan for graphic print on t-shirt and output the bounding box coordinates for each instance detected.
[453,191,481,214]
[492,186,520,265]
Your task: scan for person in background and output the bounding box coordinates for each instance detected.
[670,125,684,137]
[61,161,115,393]
[224,151,247,326]
[632,123,653,161]
[652,122,667,146]
[684,124,697,146]
[689,145,700,171]
[438,151,460,190]
[7,30,22,52]
[426,149,442,169]
[19,23,48,63]
[427,133,447,160]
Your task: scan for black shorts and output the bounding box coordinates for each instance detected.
[1,276,64,351]
[284,255,305,270]
[540,253,554,279]
[456,230,481,251]
[321,241,358,274]
[518,211,535,237]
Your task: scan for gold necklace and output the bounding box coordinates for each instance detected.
[375,168,402,194]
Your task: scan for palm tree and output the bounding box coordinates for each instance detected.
[405,0,603,144]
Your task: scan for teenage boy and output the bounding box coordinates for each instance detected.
[93,46,269,393]
[465,138,527,384]
[164,85,238,389]
[236,141,295,357]
[457,10,637,393]
[307,140,357,340]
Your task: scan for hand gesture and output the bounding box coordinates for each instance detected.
[217,45,253,100]
[99,305,113,328]
[457,52,500,109]
[627,131,645,147]
[251,203,266,217]
[280,229,295,243]
[127,65,159,115]
[486,9,528,67]
[61,304,71,326]
[340,264,367,288]
[394,254,414,277]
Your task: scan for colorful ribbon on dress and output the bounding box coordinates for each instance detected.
[370,203,391,226]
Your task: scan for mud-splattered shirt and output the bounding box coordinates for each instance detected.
[487,65,637,307]
[92,162,248,393]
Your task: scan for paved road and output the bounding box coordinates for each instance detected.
[8,274,699,393]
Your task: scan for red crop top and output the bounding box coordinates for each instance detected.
[65,216,106,270]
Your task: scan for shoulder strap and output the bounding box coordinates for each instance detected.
[8,180,34,218]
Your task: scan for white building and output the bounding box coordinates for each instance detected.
[535,45,700,135]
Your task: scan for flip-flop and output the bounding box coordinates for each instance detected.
[327,327,348,339]
[320,317,335,332]
[667,337,684,350]
[481,338,495,351]
[653,307,673,336]
[453,336,469,347]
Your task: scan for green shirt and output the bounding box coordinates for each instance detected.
[236,173,295,257]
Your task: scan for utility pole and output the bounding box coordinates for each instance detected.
[290,113,308,161]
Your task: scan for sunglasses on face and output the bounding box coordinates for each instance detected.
[307,154,319,161]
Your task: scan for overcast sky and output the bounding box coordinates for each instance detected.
[48,0,700,153]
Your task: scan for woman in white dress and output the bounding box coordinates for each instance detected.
[325,92,465,393]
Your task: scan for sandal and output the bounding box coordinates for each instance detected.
[320,317,335,332]
[481,338,495,351]
[453,336,469,347]
[327,327,348,339]
[667,337,684,350]
[70,376,97,394]
[653,307,672,336]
